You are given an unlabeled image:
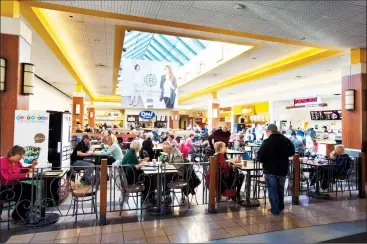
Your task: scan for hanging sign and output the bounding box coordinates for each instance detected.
[139,111,156,119]
[293,96,321,106]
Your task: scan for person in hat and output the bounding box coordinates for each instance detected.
[257,124,295,215]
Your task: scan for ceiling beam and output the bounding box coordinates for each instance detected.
[179,48,343,103]
[112,26,125,95]
[151,38,184,66]
[158,34,189,62]
[146,49,161,61]
[22,1,346,49]
[193,39,205,50]
[176,36,197,55]
[124,33,152,51]
[149,44,170,62]
[144,54,153,61]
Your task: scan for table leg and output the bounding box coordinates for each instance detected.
[237,171,260,207]
[308,166,330,200]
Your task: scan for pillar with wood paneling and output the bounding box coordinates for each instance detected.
[207,92,220,132]
[87,101,95,128]
[341,48,366,197]
[0,3,32,155]
[72,84,84,131]
[170,110,180,129]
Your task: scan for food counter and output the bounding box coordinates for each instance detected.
[316,140,336,156]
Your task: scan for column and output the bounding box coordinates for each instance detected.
[207,92,220,132]
[87,101,95,128]
[0,0,32,155]
[341,48,366,198]
[341,48,366,151]
[170,111,180,129]
[72,84,84,131]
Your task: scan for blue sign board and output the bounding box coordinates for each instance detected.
[139,111,155,119]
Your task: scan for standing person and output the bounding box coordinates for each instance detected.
[75,122,83,133]
[208,122,231,151]
[290,131,305,154]
[257,124,295,216]
[0,146,38,220]
[70,134,95,184]
[168,134,179,148]
[160,65,177,108]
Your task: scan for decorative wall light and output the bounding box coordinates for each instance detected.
[22,63,35,95]
[0,57,6,92]
[213,109,219,119]
[89,111,94,119]
[75,104,81,115]
[345,89,355,110]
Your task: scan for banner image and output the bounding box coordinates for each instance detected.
[121,59,178,109]
[14,110,50,168]
[61,113,72,168]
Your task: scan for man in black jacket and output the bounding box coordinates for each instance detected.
[257,124,295,215]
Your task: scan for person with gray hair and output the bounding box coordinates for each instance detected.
[161,141,185,175]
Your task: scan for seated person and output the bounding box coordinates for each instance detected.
[290,131,305,154]
[0,146,38,220]
[311,145,350,190]
[70,134,95,184]
[330,145,351,175]
[161,141,185,175]
[205,142,244,201]
[234,134,246,151]
[84,124,93,133]
[96,135,123,166]
[141,133,154,160]
[159,132,168,143]
[168,134,179,148]
[75,122,83,133]
[121,140,150,198]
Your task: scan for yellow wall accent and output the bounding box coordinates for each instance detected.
[212,92,217,99]
[23,1,346,49]
[220,111,231,118]
[232,106,242,115]
[75,84,83,92]
[1,0,20,18]
[179,48,342,103]
[94,96,121,102]
[112,26,125,95]
[351,48,366,64]
[20,5,94,100]
[254,101,269,114]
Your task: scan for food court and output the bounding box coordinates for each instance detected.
[0,1,366,243]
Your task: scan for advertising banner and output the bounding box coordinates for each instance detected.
[14,110,50,168]
[61,113,72,168]
[121,59,178,109]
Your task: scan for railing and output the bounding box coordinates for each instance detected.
[1,153,365,230]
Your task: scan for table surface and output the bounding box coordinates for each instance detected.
[300,158,337,166]
[25,169,68,179]
[226,149,243,154]
[142,164,178,174]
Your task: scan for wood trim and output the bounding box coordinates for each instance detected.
[72,96,84,130]
[292,155,300,205]
[208,156,217,214]
[0,34,29,155]
[99,159,107,225]
[87,107,95,128]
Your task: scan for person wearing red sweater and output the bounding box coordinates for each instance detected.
[0,145,38,220]
[205,142,244,201]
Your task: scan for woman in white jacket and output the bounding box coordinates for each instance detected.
[130,64,144,107]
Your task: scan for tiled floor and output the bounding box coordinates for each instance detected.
[2,198,366,243]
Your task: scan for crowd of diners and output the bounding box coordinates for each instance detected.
[0,121,352,221]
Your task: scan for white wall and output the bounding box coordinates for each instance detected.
[271,96,342,130]
[29,76,72,112]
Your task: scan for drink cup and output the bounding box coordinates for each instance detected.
[242,160,247,167]
[236,155,242,163]
[152,159,157,165]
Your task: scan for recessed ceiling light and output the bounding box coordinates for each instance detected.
[333,93,341,96]
[300,37,306,40]
[213,74,219,77]
[94,39,100,42]
[235,4,246,9]
[252,57,257,60]
[69,15,73,18]
[327,69,332,71]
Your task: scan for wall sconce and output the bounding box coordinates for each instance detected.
[75,104,81,115]
[213,109,219,119]
[0,57,6,92]
[345,89,355,110]
[22,63,35,95]
[89,112,94,119]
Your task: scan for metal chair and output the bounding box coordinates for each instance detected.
[66,167,99,223]
[167,165,191,208]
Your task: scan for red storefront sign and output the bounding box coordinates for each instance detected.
[293,97,318,106]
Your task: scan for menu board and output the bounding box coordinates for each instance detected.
[310,110,342,120]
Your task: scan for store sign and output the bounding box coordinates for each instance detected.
[127,116,136,122]
[105,111,121,117]
[293,96,321,106]
[139,111,155,119]
[310,110,342,120]
[197,112,203,117]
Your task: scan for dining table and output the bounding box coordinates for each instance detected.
[141,163,178,215]
[23,169,68,226]
[226,149,244,159]
[236,160,262,207]
[301,157,337,200]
